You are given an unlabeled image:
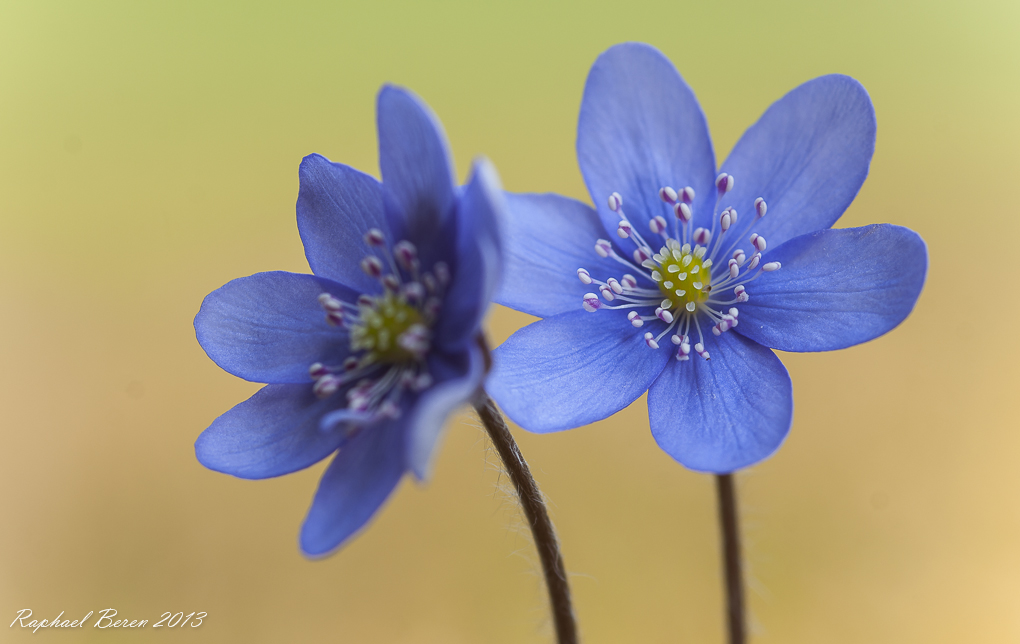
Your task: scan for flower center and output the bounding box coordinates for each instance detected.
[350,292,428,363]
[309,229,449,427]
[577,174,781,361]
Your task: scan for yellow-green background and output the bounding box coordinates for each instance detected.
[1,0,1017,642]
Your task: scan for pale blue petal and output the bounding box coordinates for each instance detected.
[434,158,503,352]
[718,75,876,248]
[496,192,624,318]
[296,154,387,293]
[195,271,355,384]
[376,85,457,257]
[648,332,793,473]
[299,418,406,556]
[195,384,346,479]
[577,43,716,242]
[489,308,670,433]
[736,224,927,352]
[406,344,485,481]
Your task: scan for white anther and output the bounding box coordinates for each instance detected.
[325,311,346,327]
[649,215,669,234]
[577,268,592,284]
[671,334,683,345]
[729,308,739,317]
[402,282,425,303]
[681,187,695,204]
[628,311,644,327]
[753,235,767,252]
[360,255,384,278]
[733,249,746,265]
[729,261,739,279]
[582,293,601,312]
[674,289,686,297]
[393,241,418,270]
[608,192,623,211]
[695,343,710,360]
[318,293,343,312]
[617,220,633,238]
[693,228,711,244]
[677,272,687,281]
[382,274,400,291]
[343,356,359,371]
[364,228,386,246]
[313,374,342,399]
[644,332,659,349]
[674,202,693,222]
[599,285,615,301]
[633,248,650,264]
[607,277,623,294]
[737,292,749,302]
[621,274,637,289]
[309,362,329,378]
[663,280,674,289]
[762,261,782,272]
[748,253,761,270]
[729,209,738,226]
[595,239,612,258]
[685,302,696,312]
[720,210,731,231]
[659,299,672,310]
[712,326,721,336]
[434,262,450,285]
[754,197,767,218]
[659,186,678,203]
[357,294,373,307]
[716,173,734,194]
[657,309,674,323]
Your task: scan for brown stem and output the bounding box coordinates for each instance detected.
[716,473,746,644]
[474,392,578,644]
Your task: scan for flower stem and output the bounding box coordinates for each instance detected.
[716,473,746,644]
[474,393,578,644]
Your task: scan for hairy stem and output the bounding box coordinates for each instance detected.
[474,393,578,644]
[716,473,746,644]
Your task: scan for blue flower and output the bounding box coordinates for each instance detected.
[489,43,927,473]
[194,86,503,556]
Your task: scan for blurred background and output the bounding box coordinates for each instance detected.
[1,0,1018,642]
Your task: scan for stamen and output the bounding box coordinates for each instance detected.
[577,268,592,284]
[754,197,767,218]
[583,293,601,312]
[716,173,734,194]
[644,332,659,349]
[361,256,384,278]
[659,186,678,203]
[680,187,695,204]
[628,311,644,327]
[608,192,623,212]
[364,228,386,247]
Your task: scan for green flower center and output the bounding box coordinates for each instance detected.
[652,248,712,311]
[349,292,428,364]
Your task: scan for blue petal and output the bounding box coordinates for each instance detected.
[718,75,876,249]
[577,43,716,241]
[736,224,927,352]
[647,332,793,473]
[195,271,356,384]
[376,85,457,261]
[434,158,504,352]
[300,417,406,556]
[296,154,387,293]
[496,192,622,318]
[489,308,671,433]
[196,383,346,479]
[406,343,485,481]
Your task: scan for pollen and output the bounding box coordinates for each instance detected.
[657,250,710,309]
[350,292,428,363]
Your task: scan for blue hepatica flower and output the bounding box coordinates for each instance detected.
[194,86,503,555]
[489,43,927,473]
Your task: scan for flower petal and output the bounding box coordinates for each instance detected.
[434,158,504,352]
[376,85,457,262]
[577,43,716,241]
[495,192,622,318]
[195,271,356,384]
[195,383,346,479]
[300,418,406,556]
[489,308,671,433]
[718,75,876,248]
[406,344,485,481]
[296,154,387,293]
[648,332,793,473]
[736,224,927,352]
